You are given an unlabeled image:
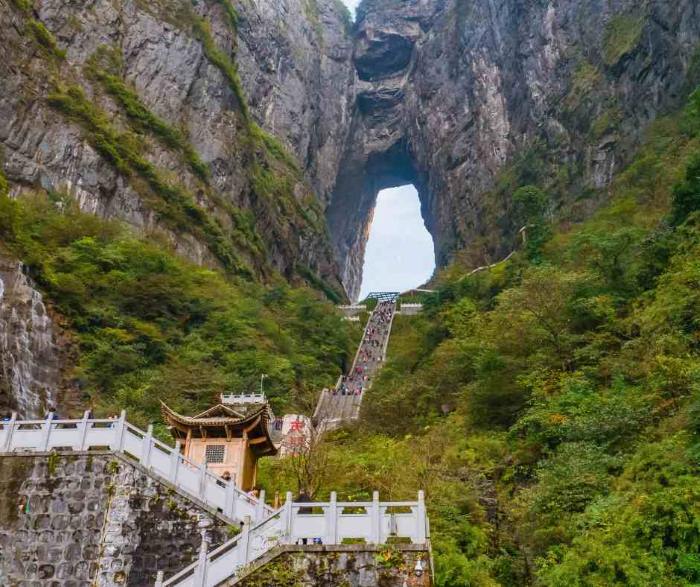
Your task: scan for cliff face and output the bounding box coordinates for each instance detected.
[328,0,700,299]
[0,0,354,287]
[1,0,699,415]
[0,252,61,418]
[3,0,699,298]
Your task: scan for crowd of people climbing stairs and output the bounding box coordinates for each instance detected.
[315,300,396,426]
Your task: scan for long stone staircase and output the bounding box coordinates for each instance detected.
[313,300,396,430]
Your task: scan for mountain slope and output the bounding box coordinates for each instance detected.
[260,86,700,586]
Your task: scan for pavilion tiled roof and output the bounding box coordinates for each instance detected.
[160,401,277,456]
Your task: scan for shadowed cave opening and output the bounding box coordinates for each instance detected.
[358,185,435,300]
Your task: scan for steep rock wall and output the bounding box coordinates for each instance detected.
[234,544,432,587]
[0,252,61,418]
[0,453,228,585]
[328,0,700,299]
[0,0,354,288]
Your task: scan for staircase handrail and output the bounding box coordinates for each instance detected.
[158,490,429,586]
[0,411,273,524]
[160,503,286,586]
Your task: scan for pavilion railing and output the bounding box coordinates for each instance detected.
[0,411,273,524]
[157,490,429,587]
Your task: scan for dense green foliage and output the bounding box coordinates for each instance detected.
[262,88,700,585]
[0,194,355,437]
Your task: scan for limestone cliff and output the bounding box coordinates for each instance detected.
[1,0,700,413]
[0,0,353,289]
[329,0,700,299]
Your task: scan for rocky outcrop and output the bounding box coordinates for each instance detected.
[236,0,356,206]
[0,0,354,289]
[328,0,700,299]
[0,252,59,418]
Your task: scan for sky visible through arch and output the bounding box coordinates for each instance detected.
[359,186,436,300]
[340,0,361,15]
[338,0,435,299]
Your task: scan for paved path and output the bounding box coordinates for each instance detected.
[314,301,396,429]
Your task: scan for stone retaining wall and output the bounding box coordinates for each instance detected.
[0,452,229,586]
[233,544,432,587]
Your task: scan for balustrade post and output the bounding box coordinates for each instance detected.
[111,410,126,452]
[326,491,338,545]
[284,491,294,542]
[255,489,265,522]
[416,490,426,544]
[193,523,209,587]
[224,479,236,520]
[2,412,17,452]
[75,410,90,451]
[140,424,153,468]
[198,465,208,499]
[370,491,380,544]
[238,516,251,566]
[154,571,164,587]
[168,440,181,484]
[40,413,53,452]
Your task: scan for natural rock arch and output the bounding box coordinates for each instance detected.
[325,0,700,300]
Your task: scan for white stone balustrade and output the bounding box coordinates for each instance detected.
[158,490,429,587]
[220,392,267,405]
[397,303,423,315]
[0,411,273,524]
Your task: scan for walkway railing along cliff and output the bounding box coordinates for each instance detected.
[0,411,273,523]
[157,490,429,587]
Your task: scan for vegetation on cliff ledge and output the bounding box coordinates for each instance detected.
[0,194,357,436]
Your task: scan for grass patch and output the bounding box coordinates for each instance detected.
[214,0,239,32]
[565,61,601,111]
[27,19,66,59]
[249,123,298,170]
[603,14,646,66]
[192,17,249,120]
[590,106,623,140]
[10,0,32,12]
[46,83,251,275]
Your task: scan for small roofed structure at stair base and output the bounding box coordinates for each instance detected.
[161,399,277,492]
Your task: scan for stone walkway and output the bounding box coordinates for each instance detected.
[314,301,396,428]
